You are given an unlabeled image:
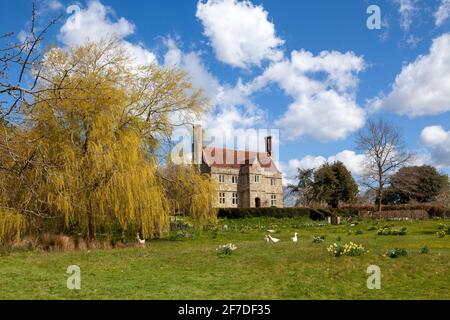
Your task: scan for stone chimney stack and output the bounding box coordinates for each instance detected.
[192,125,203,165]
[265,136,273,157]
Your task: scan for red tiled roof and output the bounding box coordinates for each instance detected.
[203,147,280,173]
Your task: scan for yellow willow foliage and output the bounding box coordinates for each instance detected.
[1,39,211,239]
[165,164,218,226]
[0,209,26,244]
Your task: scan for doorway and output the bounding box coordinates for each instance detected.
[255,197,261,208]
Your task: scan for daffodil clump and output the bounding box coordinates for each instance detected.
[216,243,237,256]
[327,242,367,257]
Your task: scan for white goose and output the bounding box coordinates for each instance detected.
[291,232,298,243]
[264,235,270,243]
[136,233,146,245]
[268,235,280,244]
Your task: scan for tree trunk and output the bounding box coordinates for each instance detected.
[331,199,339,209]
[377,166,383,213]
[377,190,382,212]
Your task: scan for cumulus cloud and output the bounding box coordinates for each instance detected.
[251,49,366,142]
[420,125,450,167]
[163,39,266,147]
[276,92,365,142]
[370,33,450,117]
[196,0,284,69]
[58,0,156,65]
[280,150,366,186]
[435,0,450,26]
[328,150,367,176]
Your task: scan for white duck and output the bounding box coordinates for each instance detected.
[268,235,280,244]
[136,233,146,245]
[291,232,298,243]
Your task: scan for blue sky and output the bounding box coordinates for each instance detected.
[2,0,450,183]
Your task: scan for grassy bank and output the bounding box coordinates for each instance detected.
[0,218,449,300]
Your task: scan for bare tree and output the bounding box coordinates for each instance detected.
[0,2,61,221]
[356,119,413,212]
[288,168,315,207]
[0,1,60,122]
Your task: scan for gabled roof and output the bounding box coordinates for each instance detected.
[202,147,281,174]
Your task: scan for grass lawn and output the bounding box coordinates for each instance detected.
[0,218,449,300]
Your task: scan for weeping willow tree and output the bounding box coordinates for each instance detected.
[0,39,217,242]
[163,162,218,226]
[0,209,26,245]
[0,122,33,243]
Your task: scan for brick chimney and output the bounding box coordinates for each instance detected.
[265,136,272,157]
[192,125,203,165]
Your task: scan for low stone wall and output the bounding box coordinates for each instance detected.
[360,210,429,220]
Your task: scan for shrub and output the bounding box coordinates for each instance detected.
[436,230,446,238]
[445,209,450,219]
[216,243,237,256]
[171,219,194,231]
[312,235,325,243]
[437,223,450,235]
[343,204,448,219]
[420,246,430,254]
[377,226,407,236]
[39,234,75,251]
[428,206,446,218]
[167,230,189,241]
[386,248,408,258]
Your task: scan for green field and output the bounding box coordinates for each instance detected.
[0,218,449,300]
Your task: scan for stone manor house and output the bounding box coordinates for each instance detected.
[192,125,284,208]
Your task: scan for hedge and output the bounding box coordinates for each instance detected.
[217,205,450,220]
[217,207,359,220]
[341,204,449,218]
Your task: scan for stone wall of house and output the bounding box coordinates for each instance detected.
[208,165,284,208]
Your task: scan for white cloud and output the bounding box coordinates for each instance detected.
[435,0,450,26]
[122,42,157,66]
[167,38,366,143]
[328,150,367,176]
[281,150,366,186]
[163,39,265,146]
[58,0,156,65]
[251,49,366,142]
[280,156,325,186]
[421,125,449,145]
[60,1,135,46]
[370,33,450,117]
[420,125,450,167]
[48,0,63,10]
[395,0,417,31]
[276,92,365,142]
[196,0,284,69]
